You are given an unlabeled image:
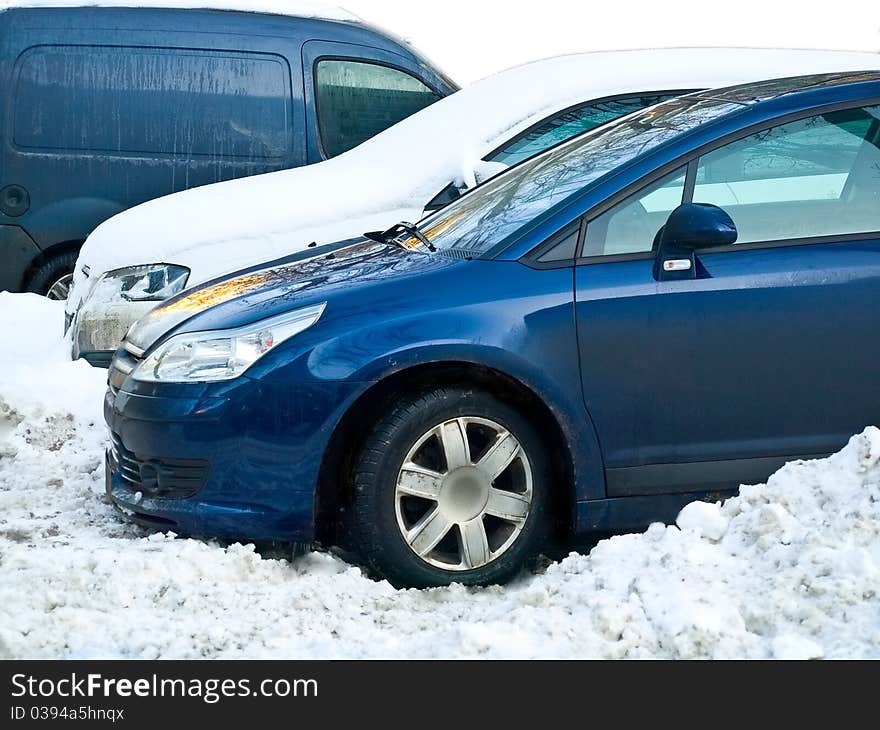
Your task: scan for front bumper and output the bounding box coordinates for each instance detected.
[104,374,366,543]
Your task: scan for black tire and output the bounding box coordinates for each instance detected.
[349,385,550,588]
[26,250,79,299]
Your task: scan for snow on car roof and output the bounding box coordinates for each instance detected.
[0,0,358,22]
[75,47,880,292]
[455,48,880,165]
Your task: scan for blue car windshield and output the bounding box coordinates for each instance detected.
[418,94,745,256]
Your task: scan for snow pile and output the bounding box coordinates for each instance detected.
[69,48,880,309]
[2,292,879,658]
[0,293,106,426]
[0,1,358,22]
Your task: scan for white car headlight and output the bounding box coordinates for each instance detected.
[92,264,190,304]
[130,303,326,383]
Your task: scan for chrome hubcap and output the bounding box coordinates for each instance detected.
[46,273,73,301]
[395,416,533,571]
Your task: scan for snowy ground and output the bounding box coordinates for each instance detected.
[1,291,879,659]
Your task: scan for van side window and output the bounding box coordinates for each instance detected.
[14,47,292,158]
[315,59,440,158]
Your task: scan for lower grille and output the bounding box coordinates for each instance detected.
[110,432,208,500]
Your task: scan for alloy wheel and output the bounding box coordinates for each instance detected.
[46,273,73,300]
[394,416,533,571]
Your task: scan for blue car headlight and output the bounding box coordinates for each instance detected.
[130,303,326,383]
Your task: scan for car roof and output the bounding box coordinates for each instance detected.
[691,69,880,102]
[383,48,880,174]
[492,47,880,91]
[0,0,358,22]
[0,1,459,90]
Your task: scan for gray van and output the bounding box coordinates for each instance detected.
[0,4,455,297]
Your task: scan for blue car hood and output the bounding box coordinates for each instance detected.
[126,238,459,352]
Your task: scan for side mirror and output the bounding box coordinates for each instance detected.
[653,203,737,281]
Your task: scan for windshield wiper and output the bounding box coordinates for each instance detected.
[365,221,436,252]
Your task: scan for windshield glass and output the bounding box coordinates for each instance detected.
[486,93,687,167]
[417,94,746,256]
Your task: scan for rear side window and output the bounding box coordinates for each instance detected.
[315,59,440,157]
[486,93,689,167]
[14,46,292,158]
[693,105,880,243]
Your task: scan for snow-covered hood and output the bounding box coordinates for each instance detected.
[71,47,880,312]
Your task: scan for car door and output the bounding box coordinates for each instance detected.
[576,103,880,496]
[301,40,444,163]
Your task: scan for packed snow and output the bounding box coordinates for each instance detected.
[2,292,879,658]
[0,0,358,22]
[69,47,880,311]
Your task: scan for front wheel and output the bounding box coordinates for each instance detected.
[26,251,79,300]
[348,386,550,588]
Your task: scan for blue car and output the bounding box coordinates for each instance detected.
[105,71,880,587]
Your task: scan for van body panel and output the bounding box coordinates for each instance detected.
[0,225,40,290]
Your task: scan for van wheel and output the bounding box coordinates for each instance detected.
[27,251,80,300]
[349,386,549,588]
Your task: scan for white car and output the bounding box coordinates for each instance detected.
[67,47,880,364]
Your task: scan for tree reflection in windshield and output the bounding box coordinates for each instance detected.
[421,71,880,257]
[420,95,743,255]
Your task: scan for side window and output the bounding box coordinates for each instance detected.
[14,47,291,158]
[582,167,687,257]
[486,93,689,168]
[693,105,880,244]
[315,59,440,157]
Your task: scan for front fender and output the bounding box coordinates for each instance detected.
[340,341,607,506]
[249,277,607,504]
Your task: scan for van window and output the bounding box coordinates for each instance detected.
[315,59,440,157]
[14,46,292,158]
